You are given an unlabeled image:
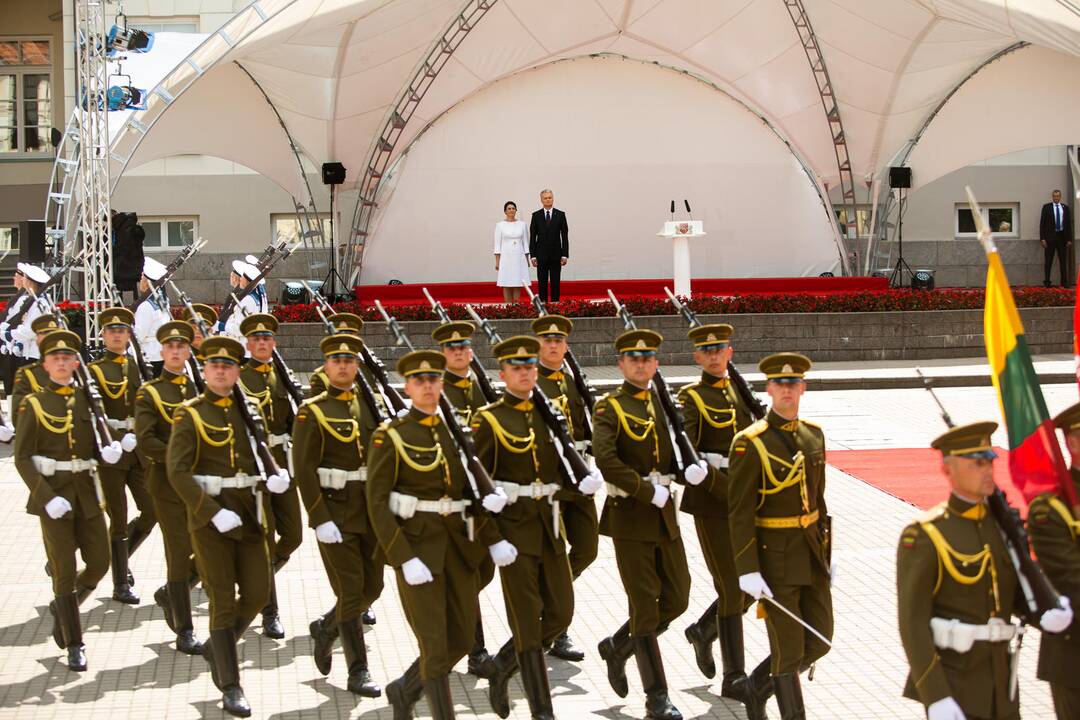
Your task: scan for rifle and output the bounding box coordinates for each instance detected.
[4,249,85,332]
[227,293,304,411]
[462,303,592,486]
[304,281,406,415]
[167,281,209,393]
[375,300,501,499]
[422,289,501,403]
[608,289,702,471]
[664,286,767,420]
[918,368,1063,626]
[522,282,596,440]
[109,282,153,382]
[130,238,206,311]
[312,303,389,425]
[217,237,298,328]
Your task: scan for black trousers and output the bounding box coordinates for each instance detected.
[537,259,562,302]
[1044,235,1071,286]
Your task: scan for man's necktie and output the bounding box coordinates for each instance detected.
[1056,204,1062,232]
[546,210,551,222]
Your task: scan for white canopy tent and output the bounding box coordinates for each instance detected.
[104,0,1080,283]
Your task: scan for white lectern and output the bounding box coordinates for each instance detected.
[657,220,705,298]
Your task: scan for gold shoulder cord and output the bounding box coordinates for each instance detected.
[746,434,808,511]
[386,425,452,490]
[607,396,660,467]
[478,409,538,478]
[26,396,74,440]
[307,402,362,455]
[143,383,184,425]
[239,377,273,421]
[1047,496,1080,540]
[919,521,1001,612]
[26,368,43,393]
[89,363,129,401]
[181,404,236,468]
[683,387,737,429]
[551,393,574,437]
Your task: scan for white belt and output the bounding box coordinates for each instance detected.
[606,472,675,498]
[33,456,97,476]
[106,417,135,431]
[701,452,729,469]
[930,617,1019,653]
[389,491,470,519]
[193,473,259,496]
[268,433,290,448]
[317,466,366,490]
[494,480,560,503]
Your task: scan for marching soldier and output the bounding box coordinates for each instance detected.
[2,263,51,389]
[10,313,61,416]
[166,336,290,718]
[433,319,496,676]
[221,261,267,339]
[89,307,155,606]
[182,303,217,362]
[293,334,383,697]
[678,324,759,716]
[134,320,202,655]
[531,314,597,662]
[237,313,299,639]
[14,330,121,671]
[367,349,513,720]
[133,258,172,376]
[1032,406,1080,718]
[307,312,383,413]
[897,422,1072,720]
[728,353,832,719]
[594,329,699,720]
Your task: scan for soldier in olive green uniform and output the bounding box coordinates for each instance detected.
[182,303,217,363]
[135,320,202,655]
[15,330,116,672]
[293,334,383,698]
[728,353,832,719]
[9,313,60,416]
[367,350,511,720]
[433,320,497,676]
[167,336,290,718]
[532,314,597,662]
[307,313,382,401]
[1031,405,1080,718]
[595,329,701,720]
[88,307,155,605]
[237,313,299,638]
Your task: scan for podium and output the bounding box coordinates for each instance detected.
[657,220,705,298]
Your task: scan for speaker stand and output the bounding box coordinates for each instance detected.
[321,183,349,303]
[889,187,912,288]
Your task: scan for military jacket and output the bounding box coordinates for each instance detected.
[442,369,487,425]
[897,495,1020,716]
[728,410,829,585]
[11,360,49,414]
[134,369,197,496]
[679,371,753,517]
[293,386,379,534]
[593,381,680,543]
[88,350,142,470]
[14,380,102,518]
[239,357,294,436]
[366,407,501,573]
[1027,470,1080,689]
[166,390,266,538]
[471,392,567,557]
[536,363,588,443]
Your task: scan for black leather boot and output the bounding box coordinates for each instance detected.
[309,606,338,676]
[212,628,251,718]
[125,517,152,560]
[154,584,176,633]
[634,634,682,720]
[110,539,139,604]
[169,581,202,655]
[467,612,495,679]
[57,593,86,672]
[485,639,519,719]
[548,630,584,662]
[774,673,805,720]
[202,628,224,691]
[597,621,633,698]
[340,617,381,697]
[519,648,554,720]
[386,658,423,720]
[717,614,749,701]
[422,675,456,720]
[744,656,774,720]
[48,600,64,648]
[684,599,718,679]
[261,575,284,639]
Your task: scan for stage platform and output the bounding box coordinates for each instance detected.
[354,276,889,304]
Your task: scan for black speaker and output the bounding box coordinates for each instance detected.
[322,162,346,185]
[889,166,912,189]
[18,220,45,263]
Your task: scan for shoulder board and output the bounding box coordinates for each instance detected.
[679,381,701,393]
[800,418,823,431]
[732,418,768,442]
[180,396,203,408]
[917,502,948,524]
[478,397,505,413]
[299,392,329,408]
[899,522,924,549]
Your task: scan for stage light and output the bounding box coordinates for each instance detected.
[818,272,834,278]
[911,269,935,291]
[280,282,309,305]
[389,279,403,285]
[106,84,147,111]
[108,25,154,55]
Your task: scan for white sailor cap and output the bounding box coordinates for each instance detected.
[231,260,259,281]
[19,263,50,284]
[143,257,168,282]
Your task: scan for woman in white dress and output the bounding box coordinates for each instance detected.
[493,201,530,302]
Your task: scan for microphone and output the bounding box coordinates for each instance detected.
[670,200,675,220]
[684,199,694,223]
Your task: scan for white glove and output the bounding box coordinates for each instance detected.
[1040,596,1073,633]
[402,557,434,586]
[211,508,243,534]
[830,558,839,587]
[266,470,290,494]
[482,487,508,513]
[0,422,13,443]
[489,539,518,567]
[396,407,410,418]
[927,696,966,720]
[44,496,72,519]
[684,460,708,486]
[120,432,137,453]
[100,441,123,465]
[578,469,603,496]
[315,520,343,544]
[738,572,774,600]
[651,484,670,508]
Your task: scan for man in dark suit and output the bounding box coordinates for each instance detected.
[529,189,569,302]
[1040,189,1073,287]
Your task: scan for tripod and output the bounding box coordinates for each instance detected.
[321,182,349,302]
[889,186,913,288]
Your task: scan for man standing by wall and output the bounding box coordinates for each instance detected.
[529,190,569,302]
[1040,189,1073,287]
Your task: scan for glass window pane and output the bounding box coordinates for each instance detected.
[273,217,300,244]
[0,227,18,252]
[0,127,14,152]
[167,220,194,246]
[23,100,49,126]
[957,208,976,234]
[855,209,872,236]
[23,74,49,101]
[142,222,162,247]
[0,43,17,66]
[0,102,14,125]
[989,207,1014,234]
[0,75,14,102]
[22,126,47,152]
[20,41,50,65]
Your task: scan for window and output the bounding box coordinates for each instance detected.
[834,205,872,238]
[126,18,200,34]
[271,213,333,245]
[0,223,17,252]
[140,216,197,251]
[0,38,52,154]
[955,203,1019,238]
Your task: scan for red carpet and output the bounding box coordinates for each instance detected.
[829,448,1028,516]
[355,276,888,305]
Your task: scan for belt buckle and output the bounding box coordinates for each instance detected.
[530,483,544,499]
[647,471,661,484]
[799,514,812,528]
[437,496,454,516]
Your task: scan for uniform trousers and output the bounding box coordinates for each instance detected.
[696,515,743,616]
[99,462,155,540]
[563,497,598,579]
[612,536,691,636]
[318,530,384,622]
[40,508,110,595]
[498,536,574,652]
[763,563,833,675]
[191,523,270,631]
[148,470,194,582]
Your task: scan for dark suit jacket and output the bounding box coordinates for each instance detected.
[529,208,568,262]
[1040,202,1073,242]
